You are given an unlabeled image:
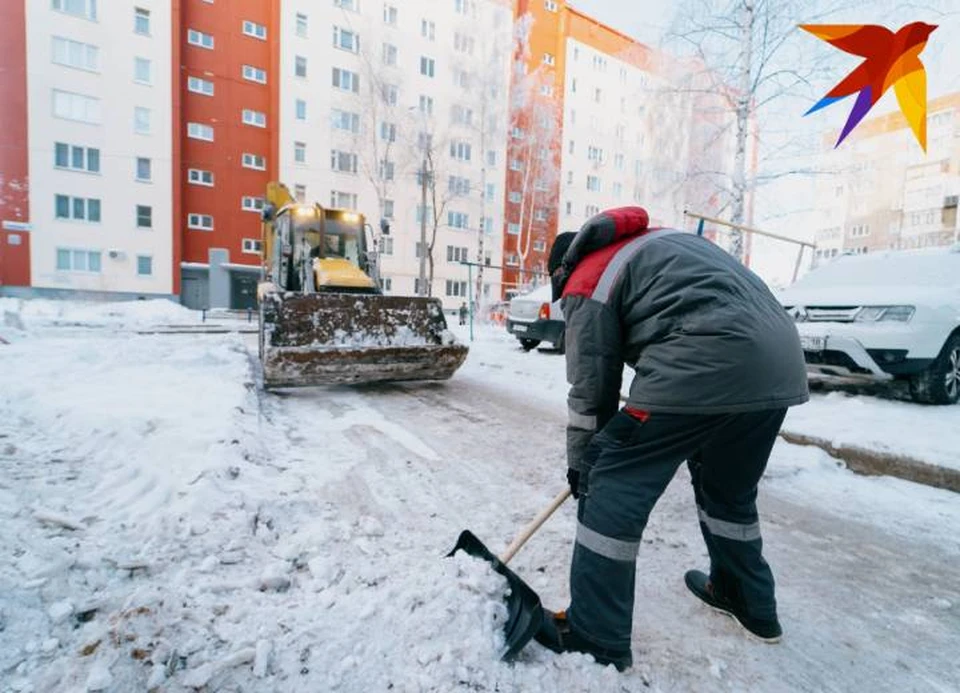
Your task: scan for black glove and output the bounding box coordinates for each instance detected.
[567,468,581,499]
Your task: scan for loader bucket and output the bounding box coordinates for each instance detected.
[259,291,468,388]
[448,530,544,661]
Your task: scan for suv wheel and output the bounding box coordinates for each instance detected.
[909,333,960,405]
[519,338,541,351]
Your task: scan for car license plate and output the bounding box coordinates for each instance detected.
[800,335,825,352]
[513,324,528,332]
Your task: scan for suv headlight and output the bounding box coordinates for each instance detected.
[854,305,915,322]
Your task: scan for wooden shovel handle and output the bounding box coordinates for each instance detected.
[499,487,572,565]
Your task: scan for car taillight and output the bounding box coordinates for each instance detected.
[538,303,550,320]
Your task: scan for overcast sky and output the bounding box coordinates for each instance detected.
[569,0,960,285]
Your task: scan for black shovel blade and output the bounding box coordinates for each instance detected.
[447,529,544,661]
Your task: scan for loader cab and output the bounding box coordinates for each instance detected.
[267,204,375,293]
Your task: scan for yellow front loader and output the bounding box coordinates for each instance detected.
[257,182,468,389]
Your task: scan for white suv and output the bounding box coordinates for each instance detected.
[506,283,565,352]
[778,246,960,404]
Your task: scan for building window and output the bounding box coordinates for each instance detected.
[242,65,267,84]
[380,122,397,142]
[509,159,522,171]
[451,105,473,127]
[52,89,101,124]
[333,26,359,52]
[447,246,468,263]
[241,196,265,212]
[450,141,472,162]
[242,20,267,40]
[333,67,359,92]
[187,76,214,96]
[54,143,100,173]
[508,191,521,204]
[188,168,214,186]
[507,223,520,235]
[533,239,547,252]
[485,183,496,202]
[586,175,601,192]
[52,37,99,71]
[383,43,398,66]
[419,95,434,116]
[134,57,151,84]
[382,83,399,105]
[382,199,395,218]
[296,13,308,37]
[330,191,358,209]
[379,159,395,181]
[55,194,101,222]
[449,176,471,196]
[134,7,150,34]
[448,211,469,229]
[294,141,307,163]
[134,107,151,134]
[136,204,152,228]
[334,0,359,11]
[187,29,214,49]
[534,209,548,222]
[446,280,468,297]
[544,0,558,11]
[380,277,392,292]
[294,184,306,201]
[421,20,435,40]
[52,0,97,21]
[331,150,359,173]
[332,108,360,133]
[295,99,307,120]
[295,56,308,78]
[540,84,554,97]
[188,213,214,230]
[420,57,435,78]
[242,109,267,128]
[505,253,519,267]
[454,33,475,56]
[586,204,599,217]
[242,153,265,170]
[379,236,394,255]
[56,248,102,273]
[454,0,473,15]
[543,53,555,65]
[242,238,263,255]
[136,255,153,276]
[453,70,470,89]
[136,157,151,181]
[383,4,398,25]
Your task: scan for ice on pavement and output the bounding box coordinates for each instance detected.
[1,298,958,692]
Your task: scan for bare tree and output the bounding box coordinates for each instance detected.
[662,0,860,259]
[505,12,562,291]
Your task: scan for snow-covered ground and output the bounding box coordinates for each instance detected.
[1,299,958,692]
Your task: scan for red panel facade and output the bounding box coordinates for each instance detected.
[0,0,31,288]
[179,0,280,267]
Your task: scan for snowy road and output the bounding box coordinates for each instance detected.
[1,302,958,692]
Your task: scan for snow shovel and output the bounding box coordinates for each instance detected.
[448,487,571,661]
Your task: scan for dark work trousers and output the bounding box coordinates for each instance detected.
[566,407,787,650]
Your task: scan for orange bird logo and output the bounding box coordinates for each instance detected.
[800,23,938,151]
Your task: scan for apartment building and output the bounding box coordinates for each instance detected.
[278,0,512,306]
[1,0,175,298]
[500,0,741,296]
[813,92,960,265]
[1,0,738,307]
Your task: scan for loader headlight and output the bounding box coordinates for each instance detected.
[342,212,360,223]
[854,305,915,322]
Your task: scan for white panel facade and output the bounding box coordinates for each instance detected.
[279,0,512,309]
[26,0,174,295]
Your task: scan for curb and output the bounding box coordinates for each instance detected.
[779,431,960,494]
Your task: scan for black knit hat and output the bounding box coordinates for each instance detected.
[548,232,577,302]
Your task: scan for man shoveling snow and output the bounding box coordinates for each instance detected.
[531,207,809,670]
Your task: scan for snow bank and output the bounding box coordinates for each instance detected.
[784,391,960,472]
[0,297,199,331]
